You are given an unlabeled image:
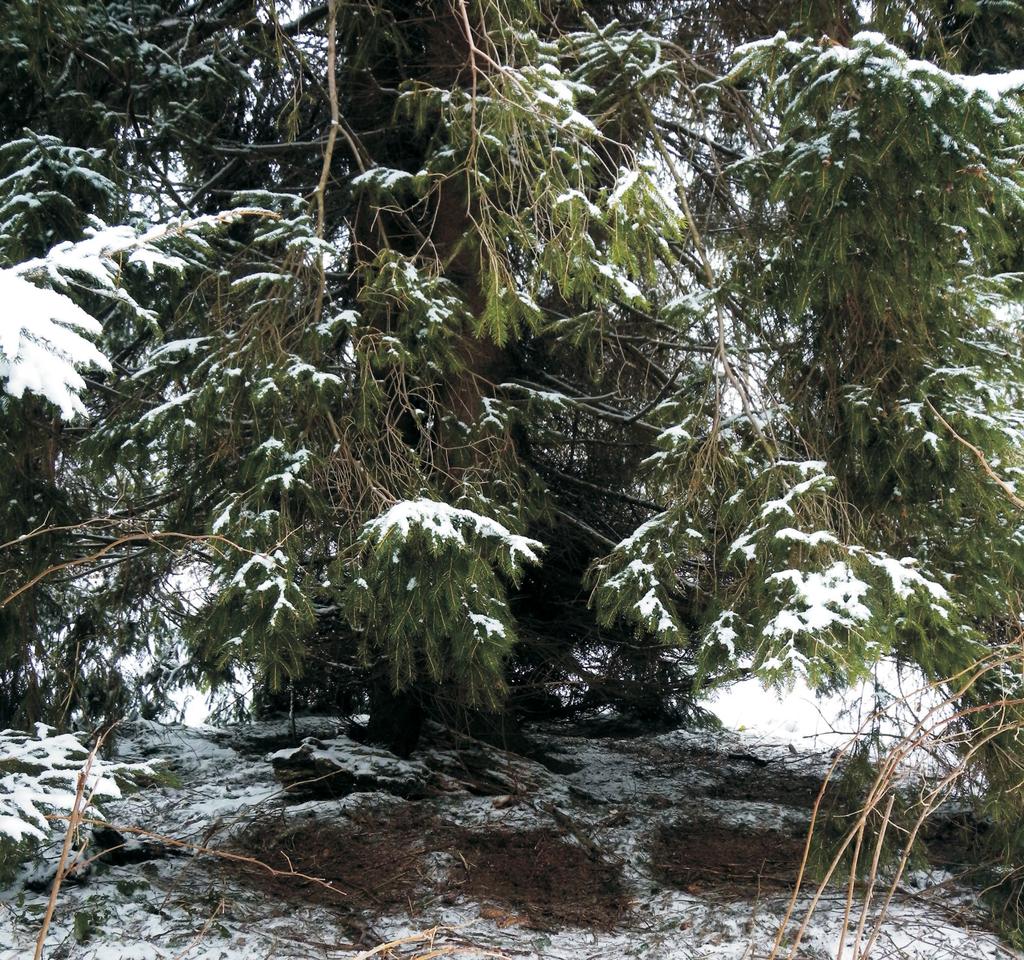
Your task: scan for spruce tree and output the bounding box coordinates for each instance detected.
[2,2,1024,785]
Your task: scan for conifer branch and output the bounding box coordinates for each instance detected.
[1,531,253,610]
[637,95,774,453]
[926,399,1024,511]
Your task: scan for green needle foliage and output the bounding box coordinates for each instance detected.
[3,6,1024,885]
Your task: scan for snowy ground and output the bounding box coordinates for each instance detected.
[1,713,1017,960]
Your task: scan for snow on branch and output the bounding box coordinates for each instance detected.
[362,498,543,566]
[0,208,277,418]
[731,30,1024,111]
[0,272,109,418]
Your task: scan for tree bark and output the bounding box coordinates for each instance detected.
[365,677,424,758]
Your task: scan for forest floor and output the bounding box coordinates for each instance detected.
[0,713,1018,960]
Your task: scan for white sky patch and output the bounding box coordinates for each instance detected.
[708,658,947,749]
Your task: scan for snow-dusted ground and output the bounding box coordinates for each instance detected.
[1,715,1016,960]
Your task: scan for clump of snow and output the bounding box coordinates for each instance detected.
[350,167,415,190]
[0,724,151,845]
[0,269,110,418]
[363,498,543,565]
[734,30,1024,115]
[764,561,871,639]
[863,552,950,605]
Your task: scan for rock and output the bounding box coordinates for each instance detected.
[91,826,177,866]
[270,735,433,798]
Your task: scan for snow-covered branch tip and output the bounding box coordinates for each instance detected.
[0,208,279,419]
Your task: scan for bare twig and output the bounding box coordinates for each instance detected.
[314,0,339,241]
[926,399,1024,510]
[1,531,252,610]
[46,815,351,901]
[33,729,110,960]
[769,648,1024,960]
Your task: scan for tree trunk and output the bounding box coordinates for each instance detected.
[352,8,514,748]
[365,677,424,758]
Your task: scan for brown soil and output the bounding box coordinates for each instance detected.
[225,800,632,931]
[223,802,439,914]
[449,826,632,931]
[649,817,805,892]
